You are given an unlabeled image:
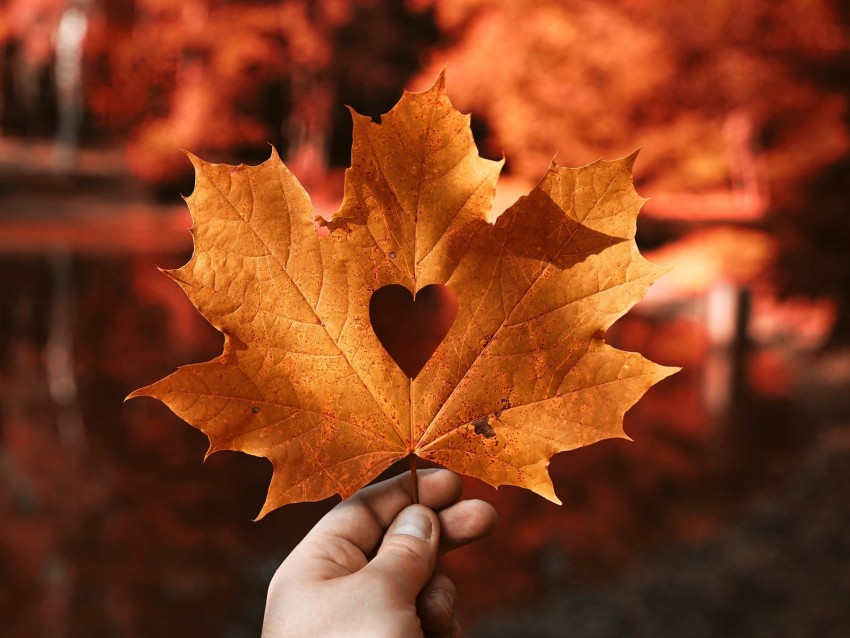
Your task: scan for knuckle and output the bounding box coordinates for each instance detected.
[382,535,429,565]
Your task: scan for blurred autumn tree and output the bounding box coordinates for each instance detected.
[1,0,437,187]
[414,0,847,191]
[0,0,67,134]
[86,0,437,187]
[772,2,850,345]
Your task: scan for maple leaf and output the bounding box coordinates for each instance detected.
[128,73,678,518]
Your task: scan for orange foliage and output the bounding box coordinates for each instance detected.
[415,0,848,197]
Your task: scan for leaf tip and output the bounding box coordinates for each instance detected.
[346,103,374,126]
[532,469,563,505]
[660,365,683,380]
[157,266,180,282]
[254,488,279,522]
[183,149,203,168]
[542,490,563,506]
[253,501,272,522]
[434,66,447,91]
[124,378,171,403]
[650,259,676,280]
[202,443,223,463]
[124,386,149,402]
[408,67,447,99]
[624,148,642,168]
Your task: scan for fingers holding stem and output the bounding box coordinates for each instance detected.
[410,454,419,504]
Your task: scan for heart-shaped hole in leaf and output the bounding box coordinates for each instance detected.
[369,284,458,379]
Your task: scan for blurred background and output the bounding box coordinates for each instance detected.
[1,0,849,636]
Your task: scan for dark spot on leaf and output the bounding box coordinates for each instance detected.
[252,406,261,414]
[473,417,496,439]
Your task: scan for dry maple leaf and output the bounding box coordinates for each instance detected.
[128,73,678,518]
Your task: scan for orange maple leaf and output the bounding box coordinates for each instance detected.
[129,74,678,518]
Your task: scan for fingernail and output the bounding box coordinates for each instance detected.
[391,506,432,540]
[429,589,454,617]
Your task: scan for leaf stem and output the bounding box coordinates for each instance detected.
[409,454,419,505]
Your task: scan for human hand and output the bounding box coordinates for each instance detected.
[262,469,498,638]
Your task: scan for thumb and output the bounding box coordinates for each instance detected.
[361,504,440,601]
